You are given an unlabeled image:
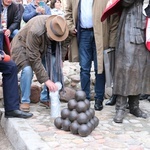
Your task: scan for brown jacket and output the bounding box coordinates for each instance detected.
[64,0,119,73]
[11,15,51,84]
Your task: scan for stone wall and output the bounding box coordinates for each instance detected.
[0,61,112,103]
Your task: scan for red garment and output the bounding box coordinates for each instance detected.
[146,17,150,51]
[101,0,121,22]
[3,30,11,55]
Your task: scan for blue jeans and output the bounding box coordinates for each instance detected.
[20,66,33,103]
[10,29,19,39]
[79,29,105,101]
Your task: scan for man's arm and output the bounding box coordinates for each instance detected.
[108,13,120,48]
[23,4,38,23]
[64,0,76,32]
[7,3,21,33]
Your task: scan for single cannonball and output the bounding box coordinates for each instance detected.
[85,109,92,120]
[54,117,62,129]
[68,109,78,122]
[89,108,95,118]
[75,90,86,101]
[77,112,89,124]
[93,116,99,128]
[78,124,91,137]
[90,118,95,130]
[68,99,77,110]
[84,99,90,109]
[62,119,71,131]
[70,121,80,134]
[61,108,70,119]
[87,121,93,133]
[76,101,88,113]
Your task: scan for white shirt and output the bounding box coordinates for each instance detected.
[80,0,93,28]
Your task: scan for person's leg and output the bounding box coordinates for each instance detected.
[0,60,33,118]
[40,56,49,104]
[20,66,33,108]
[92,37,105,111]
[0,30,3,50]
[10,29,19,39]
[79,30,93,100]
[128,95,147,118]
[114,95,127,123]
[40,55,57,108]
[0,60,19,111]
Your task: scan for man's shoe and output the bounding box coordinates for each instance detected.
[139,94,149,100]
[20,103,30,112]
[94,100,103,111]
[105,95,117,106]
[148,96,150,102]
[39,101,50,109]
[5,110,33,118]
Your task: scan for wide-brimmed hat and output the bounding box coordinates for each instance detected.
[46,15,69,42]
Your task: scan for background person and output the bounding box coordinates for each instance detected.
[22,0,51,23]
[64,0,119,111]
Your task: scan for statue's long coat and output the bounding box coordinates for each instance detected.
[113,0,150,96]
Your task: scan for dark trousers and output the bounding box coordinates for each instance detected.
[0,31,3,50]
[0,60,19,111]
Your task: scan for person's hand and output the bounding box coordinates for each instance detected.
[4,29,11,37]
[45,80,58,92]
[36,6,45,14]
[40,7,45,14]
[69,29,77,36]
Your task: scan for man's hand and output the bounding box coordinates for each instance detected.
[4,29,11,37]
[45,80,58,92]
[36,6,45,14]
[69,29,77,36]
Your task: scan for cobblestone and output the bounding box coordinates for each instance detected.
[0,61,150,150]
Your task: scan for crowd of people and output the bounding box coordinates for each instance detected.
[0,0,150,124]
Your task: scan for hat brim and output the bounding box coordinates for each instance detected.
[46,15,69,42]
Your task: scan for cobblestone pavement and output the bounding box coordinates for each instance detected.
[26,99,150,150]
[0,111,14,150]
[0,61,150,150]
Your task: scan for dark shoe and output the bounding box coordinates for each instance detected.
[94,100,103,111]
[139,94,149,100]
[130,108,147,119]
[148,96,150,102]
[113,110,125,123]
[126,103,129,109]
[5,110,33,119]
[105,95,117,106]
[39,101,50,109]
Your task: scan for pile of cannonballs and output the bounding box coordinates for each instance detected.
[54,90,99,137]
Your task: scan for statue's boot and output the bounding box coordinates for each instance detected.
[113,95,127,123]
[128,95,147,119]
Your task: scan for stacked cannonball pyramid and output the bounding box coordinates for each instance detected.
[54,90,99,137]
